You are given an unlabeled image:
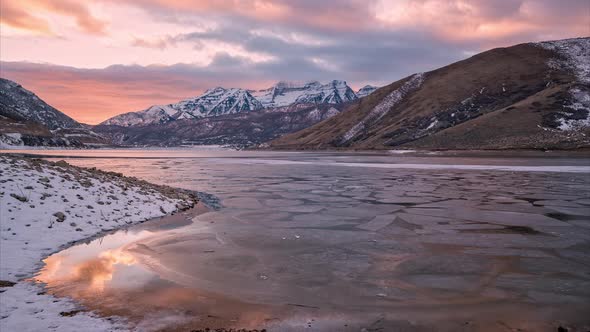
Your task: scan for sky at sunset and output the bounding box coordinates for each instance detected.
[1,0,588,124]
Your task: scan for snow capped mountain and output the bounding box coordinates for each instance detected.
[174,87,263,118]
[101,80,363,128]
[0,78,81,130]
[95,103,344,147]
[101,105,178,127]
[102,87,263,127]
[356,85,379,98]
[251,80,357,108]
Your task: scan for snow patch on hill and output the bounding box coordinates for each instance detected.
[341,73,425,144]
[306,107,340,122]
[537,37,590,131]
[537,37,590,84]
[0,133,24,148]
[558,87,590,131]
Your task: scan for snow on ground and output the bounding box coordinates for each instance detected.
[0,156,197,331]
[537,37,590,131]
[388,150,417,154]
[0,133,24,149]
[558,87,590,131]
[537,37,590,84]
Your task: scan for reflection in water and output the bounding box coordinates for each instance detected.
[34,207,279,331]
[36,230,157,297]
[42,248,137,293]
[36,203,209,298]
[25,151,590,331]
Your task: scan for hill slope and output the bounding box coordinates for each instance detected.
[0,78,106,147]
[0,78,81,130]
[271,37,590,150]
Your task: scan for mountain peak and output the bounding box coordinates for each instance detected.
[252,80,358,108]
[356,85,379,98]
[203,86,227,94]
[102,86,263,127]
[101,79,376,127]
[329,80,348,86]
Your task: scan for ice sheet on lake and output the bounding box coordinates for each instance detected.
[205,158,590,173]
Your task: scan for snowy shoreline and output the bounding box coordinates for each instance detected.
[0,156,198,331]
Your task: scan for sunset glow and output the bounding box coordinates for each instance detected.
[1,0,588,124]
[38,248,138,293]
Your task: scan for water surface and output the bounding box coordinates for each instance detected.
[14,149,590,331]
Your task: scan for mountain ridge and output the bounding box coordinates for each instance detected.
[95,103,344,147]
[3,37,588,150]
[0,78,107,147]
[101,80,373,127]
[270,37,590,150]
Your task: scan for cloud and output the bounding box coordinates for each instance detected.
[0,1,53,35]
[104,0,375,32]
[1,0,588,124]
[39,0,107,35]
[132,36,176,50]
[0,0,107,35]
[0,31,458,125]
[1,62,196,124]
[0,59,273,124]
[373,0,589,44]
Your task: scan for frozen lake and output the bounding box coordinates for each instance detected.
[9,149,590,331]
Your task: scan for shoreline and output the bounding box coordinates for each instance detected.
[2,147,590,161]
[0,156,199,331]
[35,204,276,332]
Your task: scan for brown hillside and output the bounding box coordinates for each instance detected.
[271,38,590,150]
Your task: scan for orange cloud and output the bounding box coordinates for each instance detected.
[1,63,203,124]
[1,0,587,126]
[0,1,53,35]
[0,0,107,35]
[113,0,289,20]
[39,0,107,35]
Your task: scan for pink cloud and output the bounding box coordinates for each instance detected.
[0,1,53,35]
[1,63,200,124]
[1,0,587,125]
[373,0,589,45]
[1,0,107,35]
